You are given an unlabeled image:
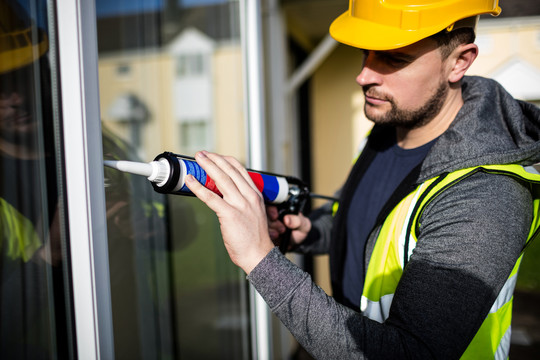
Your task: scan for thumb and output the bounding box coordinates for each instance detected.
[284,213,310,233]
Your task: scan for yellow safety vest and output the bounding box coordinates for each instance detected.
[360,164,540,359]
[0,197,42,262]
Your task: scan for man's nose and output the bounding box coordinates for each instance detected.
[1,92,24,106]
[356,52,381,87]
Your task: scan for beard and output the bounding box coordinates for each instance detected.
[363,80,449,129]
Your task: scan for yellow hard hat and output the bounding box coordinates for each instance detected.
[329,0,501,50]
[0,0,48,75]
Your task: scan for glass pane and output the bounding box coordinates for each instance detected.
[181,121,208,153]
[96,1,250,359]
[0,0,74,358]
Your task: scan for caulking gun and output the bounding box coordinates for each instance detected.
[104,151,337,253]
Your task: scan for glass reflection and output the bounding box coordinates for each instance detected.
[97,1,250,358]
[0,0,73,357]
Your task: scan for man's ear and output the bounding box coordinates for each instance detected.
[447,43,478,83]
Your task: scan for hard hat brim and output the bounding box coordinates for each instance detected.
[329,11,448,50]
[0,37,48,75]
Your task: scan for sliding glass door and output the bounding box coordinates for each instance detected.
[0,0,283,358]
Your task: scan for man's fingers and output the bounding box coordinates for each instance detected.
[194,151,240,197]
[187,153,275,274]
[197,152,261,201]
[268,228,281,241]
[266,205,279,221]
[185,174,227,213]
[224,155,260,193]
[284,213,311,233]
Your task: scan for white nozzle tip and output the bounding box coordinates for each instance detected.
[103,160,154,178]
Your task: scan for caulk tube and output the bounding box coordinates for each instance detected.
[151,152,290,204]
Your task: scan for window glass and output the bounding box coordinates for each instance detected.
[96,0,249,358]
[181,121,208,153]
[177,54,206,77]
[0,0,75,357]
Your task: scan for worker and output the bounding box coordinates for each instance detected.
[186,0,540,359]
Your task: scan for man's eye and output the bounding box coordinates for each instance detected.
[385,56,407,66]
[372,51,412,66]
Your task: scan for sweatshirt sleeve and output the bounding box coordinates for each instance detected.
[247,172,533,359]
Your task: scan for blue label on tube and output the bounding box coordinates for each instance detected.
[260,173,279,202]
[179,159,207,193]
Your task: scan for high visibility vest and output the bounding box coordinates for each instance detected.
[360,164,540,359]
[0,197,42,262]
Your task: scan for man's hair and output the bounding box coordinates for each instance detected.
[430,27,476,59]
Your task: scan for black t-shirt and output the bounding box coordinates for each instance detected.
[342,135,435,309]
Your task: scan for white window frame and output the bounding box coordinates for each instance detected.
[239,1,274,359]
[55,0,114,358]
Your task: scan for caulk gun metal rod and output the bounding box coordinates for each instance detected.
[103,160,154,178]
[310,193,339,202]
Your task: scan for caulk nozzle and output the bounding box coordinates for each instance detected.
[147,159,170,185]
[104,159,170,187]
[104,160,154,177]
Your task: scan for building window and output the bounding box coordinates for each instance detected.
[116,64,131,77]
[176,54,205,77]
[180,120,208,152]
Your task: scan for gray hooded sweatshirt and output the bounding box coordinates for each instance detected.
[247,76,540,359]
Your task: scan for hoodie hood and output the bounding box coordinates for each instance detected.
[419,76,540,182]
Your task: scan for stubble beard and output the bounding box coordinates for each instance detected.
[363,80,449,130]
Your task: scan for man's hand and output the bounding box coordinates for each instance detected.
[266,206,311,251]
[185,151,275,274]
[35,202,62,266]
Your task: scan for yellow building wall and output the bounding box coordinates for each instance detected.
[213,44,247,163]
[469,18,540,76]
[98,52,175,161]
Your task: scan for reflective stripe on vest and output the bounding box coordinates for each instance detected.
[360,164,540,359]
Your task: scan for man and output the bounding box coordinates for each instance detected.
[186,0,540,358]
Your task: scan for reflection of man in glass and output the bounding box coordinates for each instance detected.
[1,1,171,357]
[0,0,69,357]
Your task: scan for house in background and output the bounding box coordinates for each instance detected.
[471,14,540,106]
[97,2,245,161]
[169,27,215,154]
